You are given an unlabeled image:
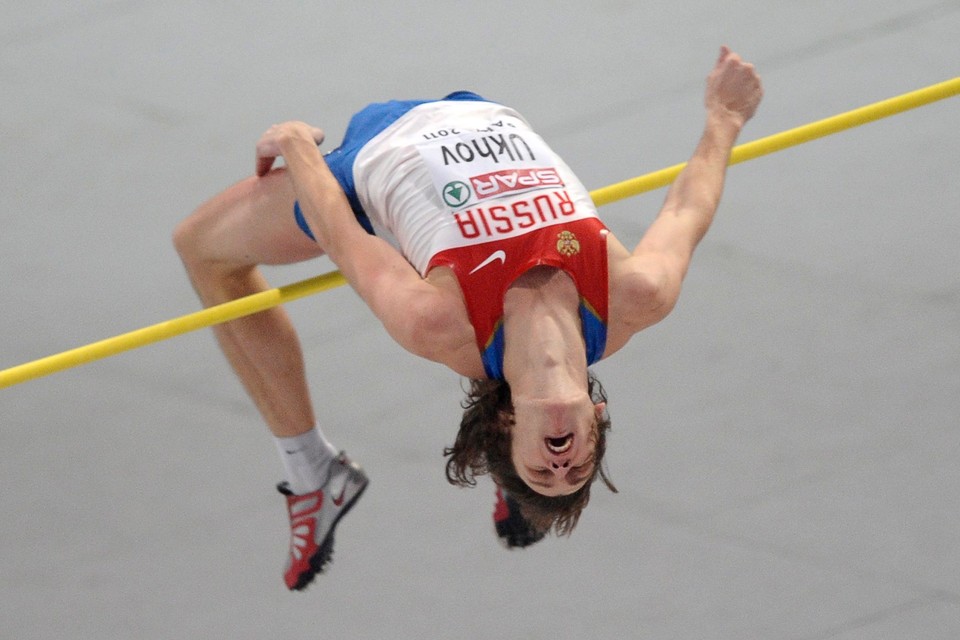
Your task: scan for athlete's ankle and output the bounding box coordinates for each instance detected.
[274,427,339,494]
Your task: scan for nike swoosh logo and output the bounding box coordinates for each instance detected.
[469,250,506,275]
[332,485,347,507]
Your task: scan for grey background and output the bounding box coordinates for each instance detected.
[2,2,959,638]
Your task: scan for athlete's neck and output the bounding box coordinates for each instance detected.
[501,267,587,399]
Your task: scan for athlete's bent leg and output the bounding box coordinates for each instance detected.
[173,168,324,438]
[174,168,369,590]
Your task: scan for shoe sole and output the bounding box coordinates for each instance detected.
[289,477,369,591]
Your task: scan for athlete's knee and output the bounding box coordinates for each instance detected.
[171,209,206,266]
[172,196,233,272]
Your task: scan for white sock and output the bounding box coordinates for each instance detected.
[274,427,339,495]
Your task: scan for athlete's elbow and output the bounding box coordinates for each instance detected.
[647,279,681,322]
[628,270,681,326]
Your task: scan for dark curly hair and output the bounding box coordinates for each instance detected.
[443,371,617,536]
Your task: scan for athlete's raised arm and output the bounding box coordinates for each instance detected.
[627,47,762,319]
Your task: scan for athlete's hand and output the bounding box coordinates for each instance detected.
[705,46,763,127]
[255,122,326,177]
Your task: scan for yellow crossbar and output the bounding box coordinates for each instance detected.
[2,76,958,389]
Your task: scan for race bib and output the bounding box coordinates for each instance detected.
[415,123,565,211]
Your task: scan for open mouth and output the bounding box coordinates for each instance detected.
[545,434,573,454]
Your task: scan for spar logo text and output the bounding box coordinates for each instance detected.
[470,167,564,200]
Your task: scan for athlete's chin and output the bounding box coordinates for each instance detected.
[520,475,585,498]
[531,485,581,498]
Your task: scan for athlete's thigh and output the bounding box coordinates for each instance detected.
[188,167,324,268]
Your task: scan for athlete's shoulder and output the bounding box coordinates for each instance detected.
[413,266,485,377]
[603,234,680,352]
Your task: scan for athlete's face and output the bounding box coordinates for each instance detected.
[510,393,604,497]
